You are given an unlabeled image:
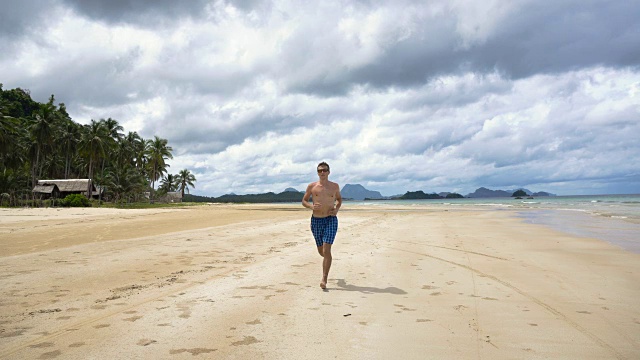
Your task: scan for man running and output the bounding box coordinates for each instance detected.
[302,162,342,289]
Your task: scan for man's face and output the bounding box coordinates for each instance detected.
[317,167,329,178]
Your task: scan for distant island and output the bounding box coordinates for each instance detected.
[397,191,464,200]
[466,187,555,198]
[186,185,555,203]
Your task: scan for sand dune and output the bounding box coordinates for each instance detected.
[0,205,638,359]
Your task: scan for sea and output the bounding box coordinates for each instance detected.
[348,194,640,253]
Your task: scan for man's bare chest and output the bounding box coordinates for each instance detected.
[312,185,335,199]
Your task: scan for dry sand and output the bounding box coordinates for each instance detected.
[0,204,639,359]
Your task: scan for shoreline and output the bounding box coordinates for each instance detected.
[1,205,639,359]
[517,209,640,254]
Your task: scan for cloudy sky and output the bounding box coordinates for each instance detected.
[1,0,639,196]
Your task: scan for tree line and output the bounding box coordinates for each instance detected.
[0,85,196,206]
[184,191,303,203]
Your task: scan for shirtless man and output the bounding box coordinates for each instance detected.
[302,162,342,289]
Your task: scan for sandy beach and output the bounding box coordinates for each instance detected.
[0,204,639,359]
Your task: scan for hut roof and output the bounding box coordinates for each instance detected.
[32,184,59,194]
[37,179,94,192]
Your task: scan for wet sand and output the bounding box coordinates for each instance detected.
[0,205,639,359]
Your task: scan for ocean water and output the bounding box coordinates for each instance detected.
[348,194,640,253]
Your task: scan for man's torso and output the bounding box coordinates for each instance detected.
[311,181,338,217]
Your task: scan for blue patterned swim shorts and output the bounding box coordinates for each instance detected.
[310,215,338,247]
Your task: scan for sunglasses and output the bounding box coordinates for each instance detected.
[317,168,329,173]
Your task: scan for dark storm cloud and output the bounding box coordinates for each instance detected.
[470,1,640,77]
[285,1,640,95]
[0,0,46,37]
[61,0,211,25]
[25,47,152,110]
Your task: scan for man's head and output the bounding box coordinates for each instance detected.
[317,162,330,176]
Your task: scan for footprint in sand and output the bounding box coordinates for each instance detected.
[29,342,54,348]
[178,308,191,319]
[137,339,157,346]
[93,324,110,329]
[231,336,260,346]
[170,348,217,355]
[38,350,62,359]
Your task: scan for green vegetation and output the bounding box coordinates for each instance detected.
[445,193,464,198]
[185,191,302,203]
[0,85,196,206]
[60,194,91,207]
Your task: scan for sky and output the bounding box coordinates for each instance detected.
[1,0,639,197]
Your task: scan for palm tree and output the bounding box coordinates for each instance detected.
[176,169,196,199]
[103,117,123,141]
[97,118,123,202]
[79,120,109,197]
[158,173,178,194]
[58,119,80,179]
[29,103,57,188]
[0,98,17,154]
[145,136,173,201]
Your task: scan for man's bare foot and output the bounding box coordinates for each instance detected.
[320,280,327,289]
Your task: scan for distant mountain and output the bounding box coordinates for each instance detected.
[466,187,555,198]
[284,187,301,192]
[466,187,511,198]
[341,184,383,200]
[532,191,555,196]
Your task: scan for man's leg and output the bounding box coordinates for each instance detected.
[317,246,324,257]
[320,243,332,289]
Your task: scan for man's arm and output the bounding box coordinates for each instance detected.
[302,183,314,209]
[331,184,342,215]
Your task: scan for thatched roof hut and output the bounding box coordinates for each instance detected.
[32,183,60,199]
[34,179,94,197]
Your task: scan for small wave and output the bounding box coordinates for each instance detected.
[473,203,513,207]
[521,201,539,204]
[556,208,588,212]
[611,216,629,219]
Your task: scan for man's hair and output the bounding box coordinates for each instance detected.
[317,161,330,171]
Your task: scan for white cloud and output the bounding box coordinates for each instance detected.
[1,0,639,197]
